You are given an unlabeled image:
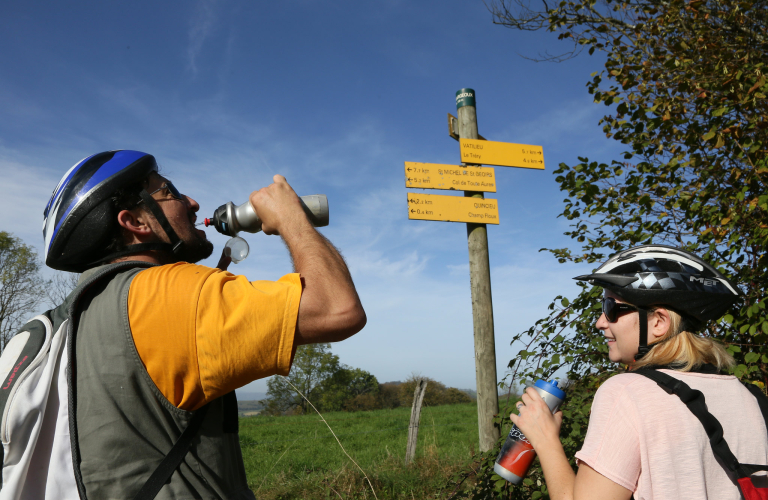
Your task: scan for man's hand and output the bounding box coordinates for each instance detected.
[248,174,366,345]
[248,175,309,236]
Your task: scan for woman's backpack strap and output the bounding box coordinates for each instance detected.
[634,369,768,498]
[743,383,768,430]
[633,369,749,474]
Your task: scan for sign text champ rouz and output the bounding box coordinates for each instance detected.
[404,162,496,192]
[407,193,499,224]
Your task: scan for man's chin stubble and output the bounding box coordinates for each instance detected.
[173,232,214,264]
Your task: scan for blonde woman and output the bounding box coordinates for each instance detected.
[511,245,768,500]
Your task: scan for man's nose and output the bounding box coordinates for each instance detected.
[185,195,200,211]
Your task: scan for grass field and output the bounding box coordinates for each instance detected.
[239,402,483,499]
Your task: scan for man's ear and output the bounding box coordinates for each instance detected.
[649,307,672,340]
[117,209,152,239]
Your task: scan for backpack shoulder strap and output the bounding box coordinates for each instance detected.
[0,317,50,414]
[633,369,746,474]
[131,404,210,500]
[743,383,768,428]
[0,316,53,487]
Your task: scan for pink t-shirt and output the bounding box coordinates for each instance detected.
[574,370,768,500]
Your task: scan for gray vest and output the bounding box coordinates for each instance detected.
[61,262,255,500]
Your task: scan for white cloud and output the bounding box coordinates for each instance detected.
[0,157,62,252]
[499,98,626,164]
[347,250,429,278]
[447,263,469,276]
[187,0,218,76]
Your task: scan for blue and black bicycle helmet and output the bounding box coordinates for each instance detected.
[574,245,741,359]
[43,150,184,272]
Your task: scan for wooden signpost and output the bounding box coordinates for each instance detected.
[404,89,544,452]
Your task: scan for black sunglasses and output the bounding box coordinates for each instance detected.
[145,182,185,202]
[602,296,638,322]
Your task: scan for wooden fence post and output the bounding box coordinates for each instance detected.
[405,379,428,464]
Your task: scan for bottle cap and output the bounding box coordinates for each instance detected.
[534,379,566,400]
[224,236,249,264]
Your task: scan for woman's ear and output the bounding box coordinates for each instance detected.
[649,307,672,341]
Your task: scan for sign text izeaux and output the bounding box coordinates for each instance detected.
[407,193,499,224]
[459,139,544,169]
[405,162,496,192]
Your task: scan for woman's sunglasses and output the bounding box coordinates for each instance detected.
[602,296,638,322]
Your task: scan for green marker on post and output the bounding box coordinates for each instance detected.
[456,88,476,109]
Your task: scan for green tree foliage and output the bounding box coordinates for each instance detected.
[264,354,473,415]
[449,1,768,498]
[316,367,380,412]
[490,0,768,390]
[263,344,382,414]
[377,381,404,409]
[263,343,341,415]
[0,232,46,352]
[399,375,473,407]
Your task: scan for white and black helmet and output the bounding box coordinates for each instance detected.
[43,150,184,272]
[574,245,742,359]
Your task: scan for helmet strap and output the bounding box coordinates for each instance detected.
[634,308,650,361]
[87,190,186,268]
[138,189,184,254]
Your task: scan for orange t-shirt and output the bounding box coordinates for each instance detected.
[127,263,302,411]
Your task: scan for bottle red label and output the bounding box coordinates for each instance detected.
[496,426,537,477]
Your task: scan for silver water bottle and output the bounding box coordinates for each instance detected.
[205,195,329,236]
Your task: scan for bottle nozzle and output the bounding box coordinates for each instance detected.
[204,218,211,227]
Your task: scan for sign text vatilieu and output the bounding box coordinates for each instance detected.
[460,139,544,169]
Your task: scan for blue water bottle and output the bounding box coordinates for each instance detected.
[494,380,566,483]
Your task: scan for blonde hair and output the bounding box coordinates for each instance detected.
[633,308,735,372]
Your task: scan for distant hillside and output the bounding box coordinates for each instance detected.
[459,388,477,400]
[235,391,267,402]
[236,392,267,416]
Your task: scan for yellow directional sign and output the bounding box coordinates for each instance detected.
[459,139,545,169]
[405,162,496,192]
[407,193,499,224]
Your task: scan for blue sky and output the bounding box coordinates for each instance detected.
[0,0,625,396]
